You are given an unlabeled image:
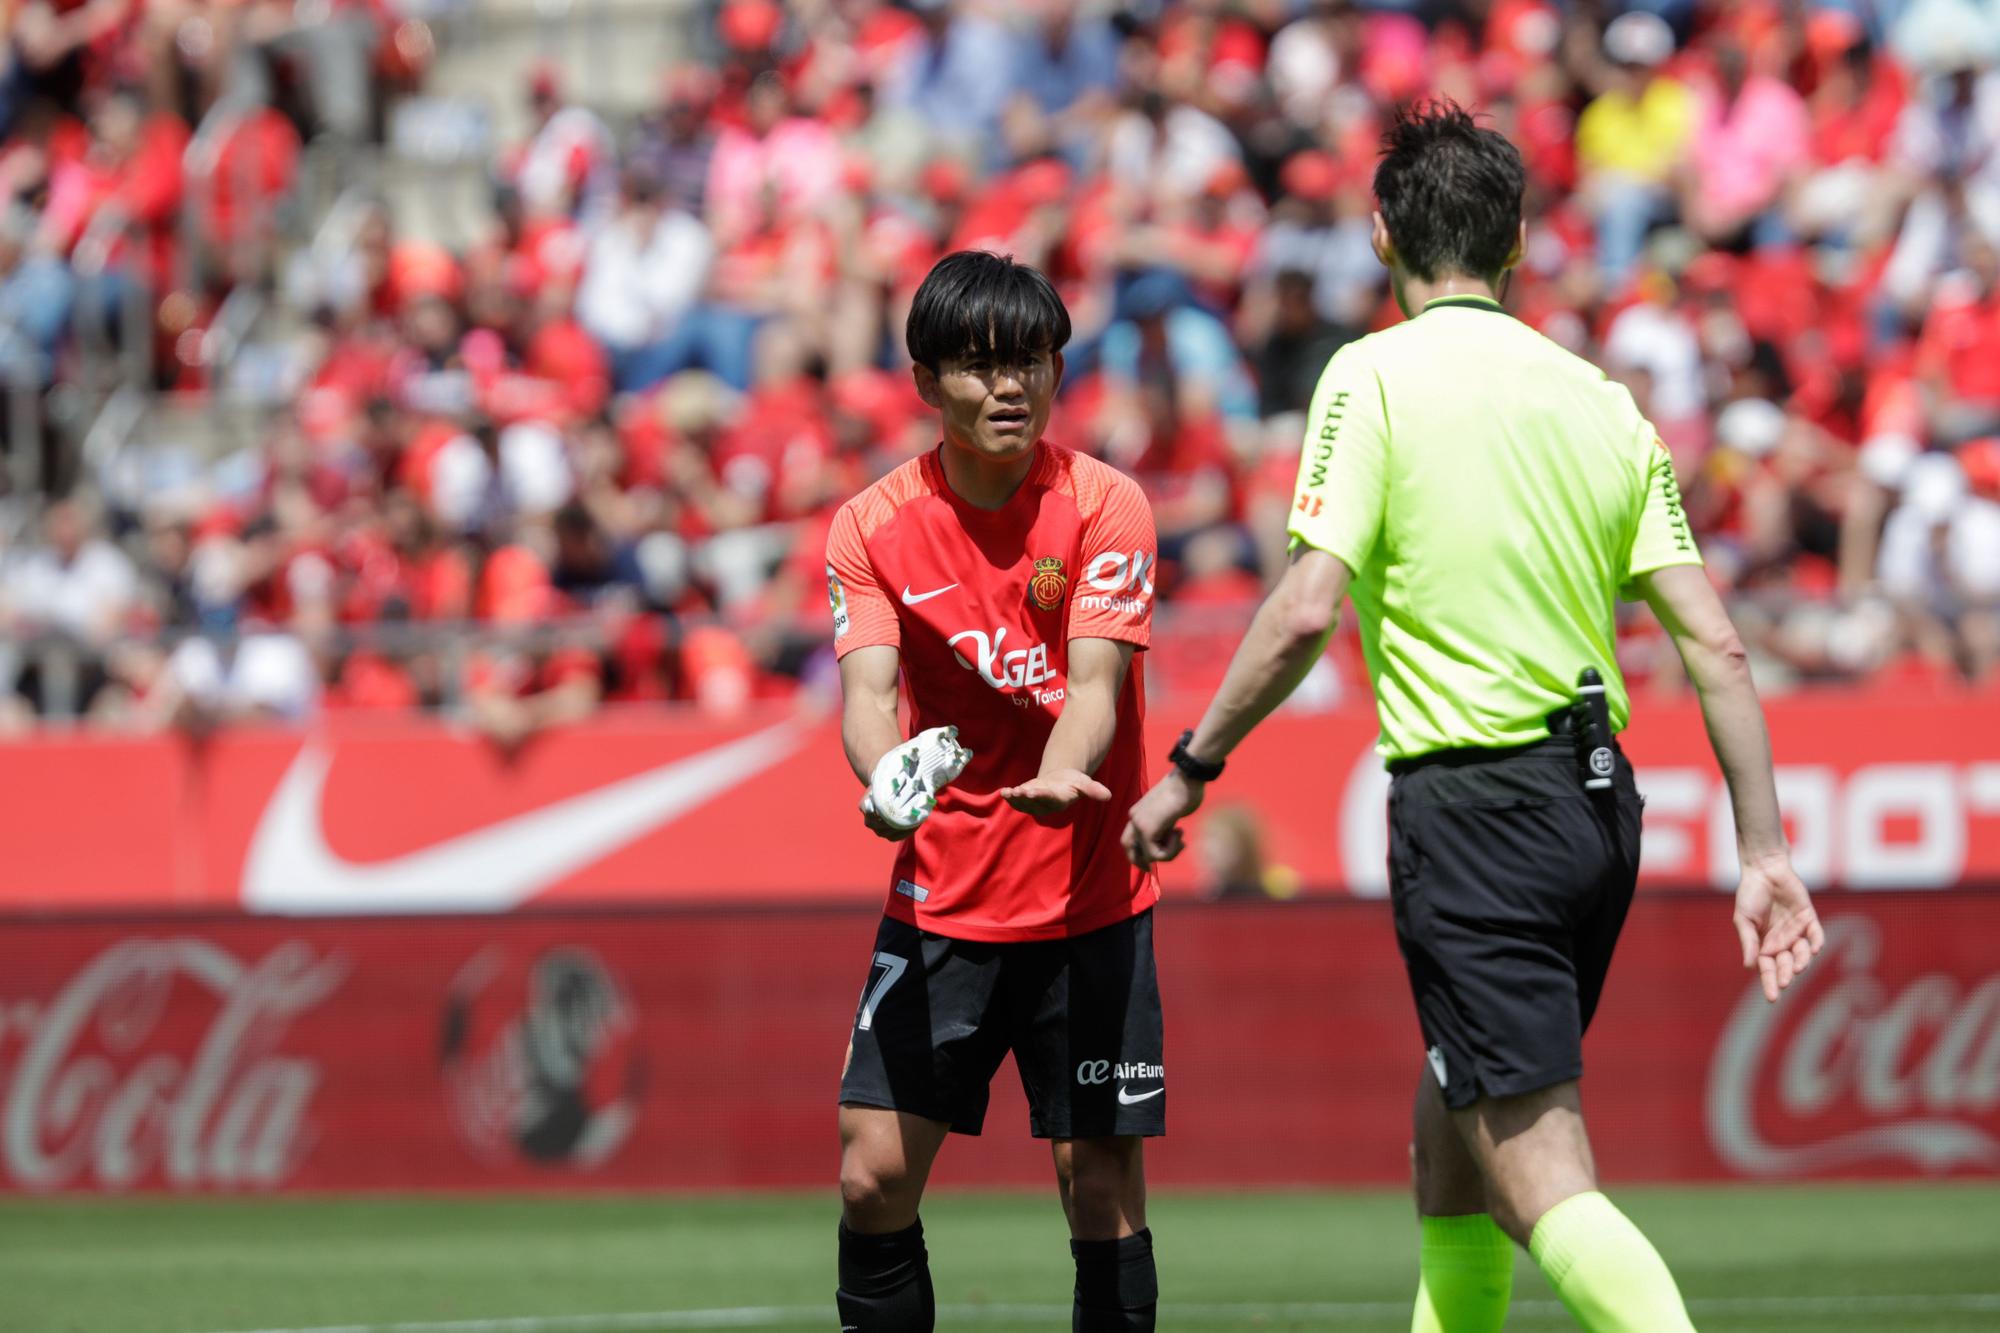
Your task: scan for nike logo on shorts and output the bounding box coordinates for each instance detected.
[901,583,958,605]
[1117,1085,1164,1105]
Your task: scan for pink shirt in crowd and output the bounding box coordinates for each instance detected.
[705,118,843,242]
[1693,75,1810,221]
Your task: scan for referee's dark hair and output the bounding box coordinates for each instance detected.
[1373,100,1527,284]
[906,250,1072,372]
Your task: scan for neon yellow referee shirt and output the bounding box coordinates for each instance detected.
[1287,294,1702,762]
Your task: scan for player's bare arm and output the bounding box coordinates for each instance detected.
[838,643,917,843]
[1124,548,1351,867]
[1639,563,1824,1002]
[1000,637,1133,817]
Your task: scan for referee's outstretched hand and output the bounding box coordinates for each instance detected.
[1732,853,1825,1003]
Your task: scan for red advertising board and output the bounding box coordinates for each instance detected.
[0,690,1997,911]
[0,895,1994,1194]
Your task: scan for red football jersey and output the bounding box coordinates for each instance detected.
[827,441,1161,942]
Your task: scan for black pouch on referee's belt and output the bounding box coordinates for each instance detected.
[1564,666,1617,794]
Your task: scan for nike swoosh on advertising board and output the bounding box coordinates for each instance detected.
[241,722,805,914]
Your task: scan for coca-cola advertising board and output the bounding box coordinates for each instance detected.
[0,690,1997,910]
[1,895,1994,1194]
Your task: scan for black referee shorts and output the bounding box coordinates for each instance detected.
[1387,736,1642,1111]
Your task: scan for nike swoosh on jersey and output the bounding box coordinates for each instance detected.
[901,583,958,605]
[1117,1085,1165,1105]
[241,722,804,914]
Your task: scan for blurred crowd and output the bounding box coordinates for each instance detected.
[4,0,2000,740]
[0,0,435,727]
[0,0,428,396]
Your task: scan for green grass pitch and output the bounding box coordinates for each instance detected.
[3,1185,1997,1332]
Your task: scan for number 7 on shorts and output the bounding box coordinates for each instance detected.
[856,952,908,1032]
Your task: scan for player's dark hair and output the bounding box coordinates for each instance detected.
[1373,99,1526,284]
[905,250,1072,372]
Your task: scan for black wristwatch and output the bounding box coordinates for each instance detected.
[1168,730,1225,783]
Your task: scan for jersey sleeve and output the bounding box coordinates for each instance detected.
[825,503,899,659]
[1287,343,1389,575]
[1622,433,1703,599]
[1068,473,1156,648]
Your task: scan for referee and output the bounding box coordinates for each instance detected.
[1125,102,1823,1333]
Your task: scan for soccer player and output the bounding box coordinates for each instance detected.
[826,251,1164,1333]
[1124,103,1824,1333]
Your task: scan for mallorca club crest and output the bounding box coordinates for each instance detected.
[1029,556,1066,611]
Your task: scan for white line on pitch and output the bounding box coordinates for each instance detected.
[214,1292,2000,1333]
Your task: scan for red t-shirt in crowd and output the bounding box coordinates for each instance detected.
[1918,288,2000,406]
[825,441,1160,942]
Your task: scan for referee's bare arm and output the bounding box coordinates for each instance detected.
[1184,549,1349,764]
[1639,564,1824,1002]
[1122,549,1349,868]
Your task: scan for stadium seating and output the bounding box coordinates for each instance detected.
[2,0,1998,741]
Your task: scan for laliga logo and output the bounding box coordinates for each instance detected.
[439,946,642,1169]
[948,626,1055,692]
[0,938,345,1190]
[1706,917,2000,1175]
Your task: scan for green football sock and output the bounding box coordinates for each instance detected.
[1528,1191,1695,1332]
[1411,1213,1513,1333]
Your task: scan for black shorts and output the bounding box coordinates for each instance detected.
[838,908,1165,1139]
[1388,737,1642,1111]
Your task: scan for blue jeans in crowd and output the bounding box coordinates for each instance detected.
[1594,179,1675,285]
[609,304,763,393]
[0,256,77,382]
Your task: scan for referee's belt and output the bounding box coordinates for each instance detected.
[1385,710,1590,779]
[1543,705,1587,738]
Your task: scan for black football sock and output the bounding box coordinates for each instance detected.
[1071,1227,1157,1332]
[836,1218,934,1332]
